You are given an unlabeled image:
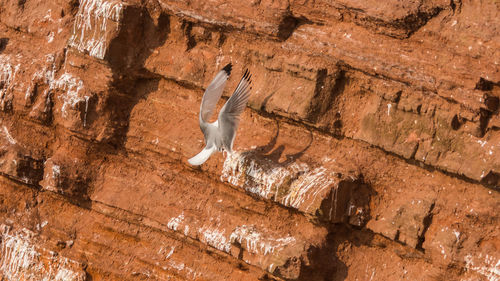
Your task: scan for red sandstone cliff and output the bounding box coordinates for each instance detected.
[0,0,498,280]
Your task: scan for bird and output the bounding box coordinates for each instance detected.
[188,63,252,165]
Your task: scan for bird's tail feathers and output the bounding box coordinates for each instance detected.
[188,146,217,165]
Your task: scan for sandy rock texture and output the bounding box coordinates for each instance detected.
[0,0,498,280]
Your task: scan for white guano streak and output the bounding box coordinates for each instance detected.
[229,225,295,256]
[0,56,20,98]
[221,152,306,200]
[53,73,86,118]
[464,254,500,281]
[199,227,231,253]
[0,225,86,281]
[167,213,184,231]
[222,153,336,213]
[2,126,17,145]
[68,0,124,59]
[281,167,334,212]
[27,53,89,120]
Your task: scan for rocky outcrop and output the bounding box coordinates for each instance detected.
[0,0,498,280]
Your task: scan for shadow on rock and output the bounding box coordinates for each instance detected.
[251,119,313,166]
[104,6,171,149]
[0,38,8,53]
[296,225,378,281]
[54,5,171,206]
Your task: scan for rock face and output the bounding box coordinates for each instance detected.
[0,0,498,280]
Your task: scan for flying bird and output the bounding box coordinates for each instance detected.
[188,63,252,165]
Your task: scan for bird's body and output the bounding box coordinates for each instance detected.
[188,63,252,165]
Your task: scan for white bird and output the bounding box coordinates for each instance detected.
[188,63,252,165]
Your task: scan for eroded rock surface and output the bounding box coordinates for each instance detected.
[0,0,498,280]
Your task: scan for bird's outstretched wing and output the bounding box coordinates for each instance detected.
[218,69,252,152]
[200,63,232,122]
[188,146,217,165]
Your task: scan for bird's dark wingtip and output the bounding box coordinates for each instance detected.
[222,63,232,75]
